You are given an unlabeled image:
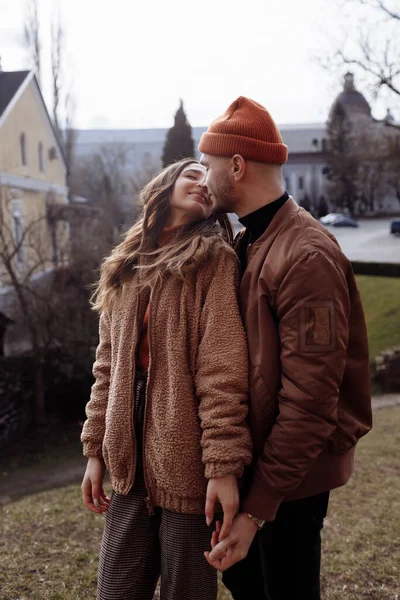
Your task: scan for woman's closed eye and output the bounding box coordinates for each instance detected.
[183,168,205,182]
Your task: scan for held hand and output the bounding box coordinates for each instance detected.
[204,513,258,572]
[81,456,110,514]
[205,475,239,539]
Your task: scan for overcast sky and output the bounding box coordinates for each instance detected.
[0,0,396,129]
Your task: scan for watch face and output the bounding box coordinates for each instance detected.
[247,513,265,529]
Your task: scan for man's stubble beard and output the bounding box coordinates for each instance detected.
[210,180,238,215]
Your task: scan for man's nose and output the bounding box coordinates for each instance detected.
[198,175,208,189]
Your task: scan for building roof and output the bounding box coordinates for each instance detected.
[74,122,328,160]
[0,70,30,117]
[74,126,206,147]
[329,72,372,122]
[0,69,67,175]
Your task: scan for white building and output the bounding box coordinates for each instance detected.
[74,74,400,216]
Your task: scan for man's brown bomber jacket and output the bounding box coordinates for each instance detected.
[237,197,372,522]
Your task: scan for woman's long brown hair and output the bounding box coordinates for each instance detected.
[91,158,234,312]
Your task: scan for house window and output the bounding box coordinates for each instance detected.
[312,138,319,151]
[12,207,24,265]
[299,176,304,190]
[50,224,58,266]
[38,142,44,172]
[20,133,27,166]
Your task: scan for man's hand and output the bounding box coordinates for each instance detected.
[81,456,110,514]
[205,513,258,571]
[205,475,239,539]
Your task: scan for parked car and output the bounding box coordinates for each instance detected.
[333,215,359,228]
[319,213,345,225]
[390,220,400,235]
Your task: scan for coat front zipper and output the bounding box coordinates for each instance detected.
[143,289,154,515]
[130,291,142,490]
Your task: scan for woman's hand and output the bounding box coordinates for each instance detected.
[81,456,110,514]
[205,513,258,571]
[205,474,239,539]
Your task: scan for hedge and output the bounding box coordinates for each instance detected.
[351,261,400,278]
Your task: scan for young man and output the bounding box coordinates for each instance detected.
[199,97,372,600]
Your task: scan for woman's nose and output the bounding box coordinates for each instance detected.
[198,177,208,190]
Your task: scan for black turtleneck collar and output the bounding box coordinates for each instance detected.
[238,191,289,244]
[237,191,289,273]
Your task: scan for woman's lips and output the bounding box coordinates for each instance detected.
[189,192,208,206]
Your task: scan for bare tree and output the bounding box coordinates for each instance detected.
[323,102,400,214]
[325,0,400,100]
[24,0,41,86]
[383,130,400,205]
[49,8,77,192]
[356,0,399,21]
[0,188,96,424]
[129,153,160,196]
[0,188,60,422]
[352,119,387,212]
[358,161,385,212]
[51,11,63,139]
[71,144,131,242]
[63,91,77,185]
[71,145,159,240]
[23,3,76,186]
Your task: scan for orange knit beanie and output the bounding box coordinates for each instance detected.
[199,96,288,164]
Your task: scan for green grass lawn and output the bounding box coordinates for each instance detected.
[356,275,400,360]
[0,273,398,600]
[1,407,399,600]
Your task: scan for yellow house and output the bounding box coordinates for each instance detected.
[0,69,69,353]
[0,69,69,285]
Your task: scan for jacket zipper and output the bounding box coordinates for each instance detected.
[130,291,142,489]
[143,288,154,515]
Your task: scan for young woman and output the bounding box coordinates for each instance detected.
[81,158,252,600]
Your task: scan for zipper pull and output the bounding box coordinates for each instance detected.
[145,496,154,516]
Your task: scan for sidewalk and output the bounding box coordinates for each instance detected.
[371,393,400,409]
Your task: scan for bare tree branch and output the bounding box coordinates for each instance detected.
[24,0,41,85]
[335,35,400,97]
[322,1,400,100]
[51,11,64,140]
[358,0,400,20]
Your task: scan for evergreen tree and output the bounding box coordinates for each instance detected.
[317,195,329,218]
[162,100,195,167]
[300,193,311,213]
[323,105,360,215]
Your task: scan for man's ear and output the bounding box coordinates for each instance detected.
[231,155,246,182]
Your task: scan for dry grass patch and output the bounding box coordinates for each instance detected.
[1,407,399,600]
[321,406,400,599]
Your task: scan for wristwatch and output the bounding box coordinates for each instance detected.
[246,513,266,530]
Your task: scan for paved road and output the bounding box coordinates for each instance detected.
[231,215,400,264]
[329,219,400,264]
[372,394,400,410]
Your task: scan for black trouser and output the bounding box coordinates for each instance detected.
[222,491,330,600]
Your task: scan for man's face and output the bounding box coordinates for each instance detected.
[200,154,239,214]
